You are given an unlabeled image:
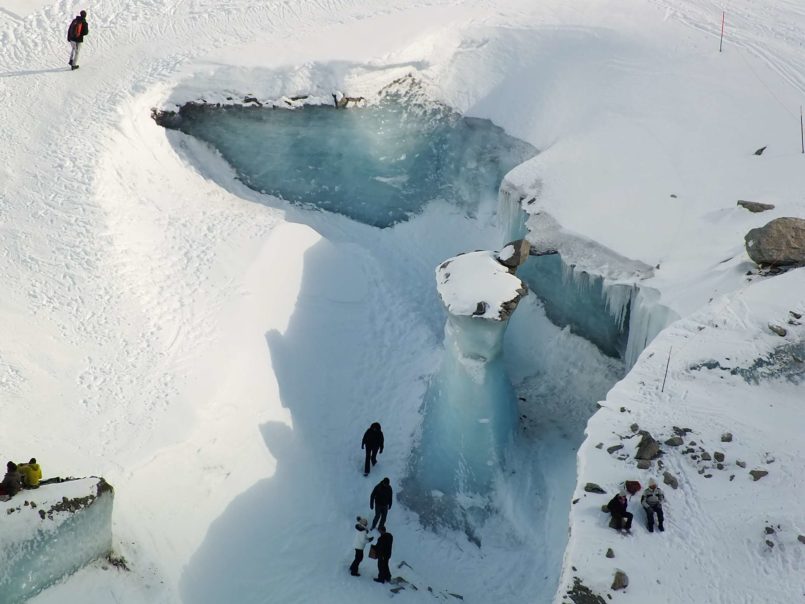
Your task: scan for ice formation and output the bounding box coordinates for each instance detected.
[410,247,528,516]
[156,85,536,228]
[0,478,114,603]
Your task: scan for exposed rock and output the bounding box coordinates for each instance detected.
[745,217,805,267]
[765,540,774,548]
[737,200,775,213]
[798,535,805,544]
[637,460,652,470]
[630,423,639,433]
[753,146,767,155]
[595,443,604,449]
[611,570,629,591]
[750,470,769,481]
[700,452,712,461]
[664,436,684,447]
[606,548,615,559]
[607,444,624,454]
[496,240,531,270]
[717,463,724,470]
[672,426,692,436]
[721,432,733,442]
[584,483,606,494]
[663,471,679,489]
[765,526,775,535]
[566,577,607,604]
[714,452,725,462]
[791,311,803,320]
[768,324,787,337]
[635,432,660,460]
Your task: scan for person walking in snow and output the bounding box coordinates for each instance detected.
[606,490,633,531]
[67,10,89,70]
[370,477,393,531]
[361,422,384,477]
[641,478,665,532]
[0,461,23,500]
[373,526,393,584]
[349,516,374,576]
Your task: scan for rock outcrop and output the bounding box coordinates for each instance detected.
[745,217,805,267]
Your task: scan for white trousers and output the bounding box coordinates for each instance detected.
[69,41,82,65]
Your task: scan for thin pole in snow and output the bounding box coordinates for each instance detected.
[719,11,725,53]
[800,105,804,154]
[661,347,672,393]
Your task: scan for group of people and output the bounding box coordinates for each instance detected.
[0,459,42,501]
[349,423,395,584]
[606,478,666,533]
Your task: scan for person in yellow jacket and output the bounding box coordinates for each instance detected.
[18,458,42,488]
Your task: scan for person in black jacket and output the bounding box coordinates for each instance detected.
[606,490,633,531]
[373,526,393,584]
[67,10,89,70]
[361,422,384,477]
[370,477,393,531]
[0,461,23,501]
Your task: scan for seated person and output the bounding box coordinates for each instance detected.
[18,458,42,488]
[0,461,24,500]
[606,490,633,531]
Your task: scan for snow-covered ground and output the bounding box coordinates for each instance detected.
[0,0,803,602]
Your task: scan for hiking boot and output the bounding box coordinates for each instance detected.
[648,525,654,533]
[363,472,369,477]
[374,578,385,583]
[658,523,665,532]
[350,572,360,577]
[71,65,79,70]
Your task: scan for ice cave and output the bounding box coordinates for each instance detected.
[158,82,647,600]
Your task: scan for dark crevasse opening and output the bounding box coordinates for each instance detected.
[156,93,536,228]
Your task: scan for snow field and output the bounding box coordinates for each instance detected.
[0,0,802,602]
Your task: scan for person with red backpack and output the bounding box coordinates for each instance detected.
[67,10,89,70]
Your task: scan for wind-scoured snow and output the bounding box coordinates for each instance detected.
[0,0,803,603]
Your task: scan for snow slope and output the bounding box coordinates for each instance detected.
[0,0,802,602]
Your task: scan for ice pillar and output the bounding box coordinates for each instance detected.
[416,241,530,498]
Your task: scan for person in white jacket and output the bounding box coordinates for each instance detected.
[349,516,374,576]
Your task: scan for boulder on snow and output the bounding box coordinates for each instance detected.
[798,535,805,545]
[768,324,787,337]
[737,200,775,213]
[664,436,684,447]
[750,470,769,481]
[663,471,679,490]
[607,444,624,454]
[584,483,606,494]
[744,217,805,267]
[635,431,660,460]
[714,452,725,462]
[605,548,615,558]
[611,570,629,590]
[496,239,531,271]
[637,460,652,470]
[721,432,733,442]
[566,577,607,604]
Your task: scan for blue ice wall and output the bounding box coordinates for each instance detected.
[161,97,536,228]
[415,313,517,500]
[0,479,113,603]
[517,254,632,358]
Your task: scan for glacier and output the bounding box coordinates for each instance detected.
[0,478,114,603]
[156,86,536,228]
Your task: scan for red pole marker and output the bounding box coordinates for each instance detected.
[719,11,725,52]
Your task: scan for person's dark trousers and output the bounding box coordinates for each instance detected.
[349,549,363,575]
[645,505,664,531]
[377,557,391,582]
[364,447,379,475]
[612,511,633,530]
[371,505,388,530]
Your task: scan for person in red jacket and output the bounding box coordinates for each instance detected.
[67,10,89,70]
